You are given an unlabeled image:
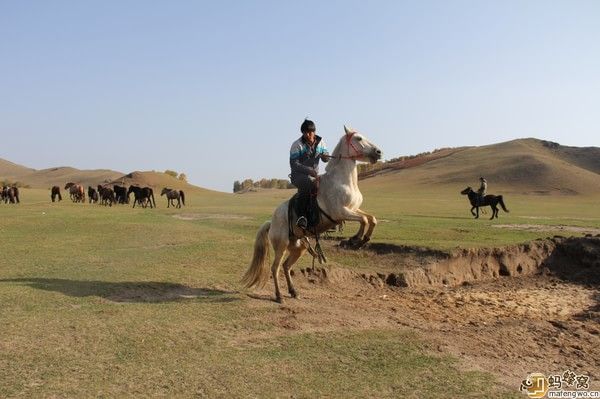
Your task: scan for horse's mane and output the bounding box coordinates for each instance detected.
[324,138,344,173]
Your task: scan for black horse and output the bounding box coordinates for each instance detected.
[160,187,185,208]
[127,185,156,208]
[50,186,62,202]
[461,187,509,219]
[88,186,99,204]
[97,185,116,206]
[113,185,128,204]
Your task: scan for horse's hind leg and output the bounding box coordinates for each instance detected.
[271,245,288,303]
[283,244,306,299]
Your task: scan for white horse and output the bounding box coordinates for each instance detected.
[242,126,382,303]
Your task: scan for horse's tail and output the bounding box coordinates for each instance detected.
[179,190,185,206]
[499,196,509,212]
[241,221,271,289]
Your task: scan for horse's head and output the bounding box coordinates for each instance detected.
[330,125,382,164]
[127,185,137,194]
[65,182,74,190]
[460,187,472,195]
[161,187,170,196]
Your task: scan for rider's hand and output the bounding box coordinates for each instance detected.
[321,154,331,162]
[309,169,318,178]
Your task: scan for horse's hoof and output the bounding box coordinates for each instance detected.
[275,296,284,304]
[290,290,298,299]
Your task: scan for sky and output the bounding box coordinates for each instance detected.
[1,1,599,192]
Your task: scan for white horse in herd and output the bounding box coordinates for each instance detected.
[242,126,382,303]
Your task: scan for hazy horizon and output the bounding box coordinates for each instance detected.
[2,1,599,192]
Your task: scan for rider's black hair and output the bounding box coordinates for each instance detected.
[300,119,316,134]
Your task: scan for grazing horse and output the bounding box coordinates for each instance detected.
[160,188,185,208]
[64,182,85,203]
[113,185,128,204]
[96,185,116,206]
[242,126,382,303]
[88,186,99,204]
[51,186,62,202]
[127,185,156,208]
[461,187,509,219]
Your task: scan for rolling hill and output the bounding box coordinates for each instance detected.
[360,138,600,195]
[0,159,215,193]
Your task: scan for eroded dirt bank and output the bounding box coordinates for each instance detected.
[246,236,600,391]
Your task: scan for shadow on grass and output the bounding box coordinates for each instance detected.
[0,278,239,304]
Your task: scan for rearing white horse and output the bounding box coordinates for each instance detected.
[242,125,382,303]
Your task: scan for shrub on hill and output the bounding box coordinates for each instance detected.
[233,178,293,193]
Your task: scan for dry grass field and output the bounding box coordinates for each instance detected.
[1,139,599,397]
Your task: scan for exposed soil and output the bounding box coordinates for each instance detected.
[244,235,600,391]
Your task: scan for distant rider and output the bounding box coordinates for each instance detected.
[289,119,330,229]
[477,177,487,206]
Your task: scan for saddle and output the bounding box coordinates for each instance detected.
[288,193,321,238]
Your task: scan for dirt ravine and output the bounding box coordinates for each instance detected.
[247,236,600,391]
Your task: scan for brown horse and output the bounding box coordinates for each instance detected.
[64,182,85,203]
[51,186,62,202]
[461,187,509,219]
[160,188,185,208]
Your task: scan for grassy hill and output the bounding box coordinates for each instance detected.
[0,159,217,194]
[361,138,600,196]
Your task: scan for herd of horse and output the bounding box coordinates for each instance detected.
[51,183,185,208]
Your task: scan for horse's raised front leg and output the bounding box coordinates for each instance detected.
[470,206,476,217]
[282,244,306,299]
[337,207,369,248]
[356,209,377,245]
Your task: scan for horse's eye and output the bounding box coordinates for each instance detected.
[356,137,362,141]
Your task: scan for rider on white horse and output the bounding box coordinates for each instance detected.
[289,119,330,229]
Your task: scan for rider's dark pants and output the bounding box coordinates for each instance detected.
[291,173,317,225]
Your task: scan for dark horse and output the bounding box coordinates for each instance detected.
[97,185,116,206]
[461,187,509,219]
[160,187,185,208]
[51,186,62,202]
[2,186,19,204]
[88,186,99,204]
[127,185,156,208]
[113,185,128,204]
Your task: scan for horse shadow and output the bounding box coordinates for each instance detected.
[0,278,239,304]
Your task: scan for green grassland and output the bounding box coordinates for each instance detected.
[2,186,598,398]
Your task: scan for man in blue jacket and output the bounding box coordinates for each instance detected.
[290,119,330,229]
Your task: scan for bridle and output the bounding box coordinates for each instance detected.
[334,132,364,161]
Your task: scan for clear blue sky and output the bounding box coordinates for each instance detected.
[1,1,599,192]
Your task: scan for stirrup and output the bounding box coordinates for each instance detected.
[296,216,308,229]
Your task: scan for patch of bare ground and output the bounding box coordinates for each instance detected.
[243,236,600,390]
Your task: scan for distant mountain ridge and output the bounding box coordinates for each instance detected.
[359,138,600,195]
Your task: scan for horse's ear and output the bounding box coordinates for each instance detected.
[344,125,353,135]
